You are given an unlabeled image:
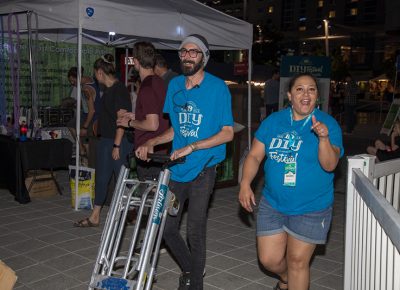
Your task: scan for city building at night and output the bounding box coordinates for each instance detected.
[201,0,400,79]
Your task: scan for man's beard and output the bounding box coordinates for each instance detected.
[180,60,203,76]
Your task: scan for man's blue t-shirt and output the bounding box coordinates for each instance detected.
[164,72,234,182]
[255,107,344,215]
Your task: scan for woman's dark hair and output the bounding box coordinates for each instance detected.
[287,72,319,92]
[67,66,84,78]
[93,53,116,75]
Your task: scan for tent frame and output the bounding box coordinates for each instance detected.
[1,1,253,209]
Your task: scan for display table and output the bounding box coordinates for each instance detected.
[0,135,72,203]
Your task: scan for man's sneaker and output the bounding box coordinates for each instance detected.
[178,272,190,290]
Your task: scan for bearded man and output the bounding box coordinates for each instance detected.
[136,34,234,290]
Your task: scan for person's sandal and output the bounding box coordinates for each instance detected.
[273,279,288,290]
[73,217,99,227]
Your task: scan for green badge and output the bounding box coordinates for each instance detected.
[283,162,296,187]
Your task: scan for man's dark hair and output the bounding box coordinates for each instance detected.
[133,42,156,69]
[154,54,168,69]
[67,66,84,78]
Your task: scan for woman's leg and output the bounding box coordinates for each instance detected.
[286,235,316,290]
[374,139,386,150]
[257,233,288,288]
[91,138,114,224]
[366,145,377,155]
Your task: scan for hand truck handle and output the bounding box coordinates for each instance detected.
[147,153,186,167]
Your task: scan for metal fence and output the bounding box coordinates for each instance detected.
[344,155,400,290]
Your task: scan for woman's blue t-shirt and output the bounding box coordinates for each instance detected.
[164,72,234,182]
[255,107,344,215]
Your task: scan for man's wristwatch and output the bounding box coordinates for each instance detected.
[113,144,120,148]
[128,119,132,128]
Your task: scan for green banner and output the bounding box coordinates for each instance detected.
[2,39,113,110]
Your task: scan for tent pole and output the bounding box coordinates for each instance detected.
[125,46,128,86]
[247,47,252,149]
[74,3,83,211]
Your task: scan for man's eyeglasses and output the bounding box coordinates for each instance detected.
[178,48,203,58]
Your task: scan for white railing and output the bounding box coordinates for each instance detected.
[344,155,400,290]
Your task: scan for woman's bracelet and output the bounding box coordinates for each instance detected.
[113,143,120,148]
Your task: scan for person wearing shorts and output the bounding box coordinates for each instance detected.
[239,73,344,290]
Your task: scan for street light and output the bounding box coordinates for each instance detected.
[322,19,329,56]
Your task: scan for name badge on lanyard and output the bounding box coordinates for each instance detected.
[283,161,296,187]
[283,109,313,187]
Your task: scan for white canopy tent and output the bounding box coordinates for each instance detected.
[0,0,253,207]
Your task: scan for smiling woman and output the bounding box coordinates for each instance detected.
[238,72,344,290]
[287,73,319,120]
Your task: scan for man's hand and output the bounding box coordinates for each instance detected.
[170,145,194,160]
[112,147,120,160]
[116,110,135,128]
[135,141,154,161]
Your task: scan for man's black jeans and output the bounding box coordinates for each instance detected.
[163,165,217,290]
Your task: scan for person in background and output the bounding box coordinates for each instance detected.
[74,53,132,227]
[66,66,101,158]
[117,41,170,181]
[154,53,178,88]
[263,69,280,117]
[343,74,359,134]
[367,120,400,162]
[239,73,344,290]
[136,34,234,290]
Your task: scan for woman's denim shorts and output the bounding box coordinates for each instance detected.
[256,196,333,244]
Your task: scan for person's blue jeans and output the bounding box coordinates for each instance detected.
[163,166,217,290]
[94,137,132,206]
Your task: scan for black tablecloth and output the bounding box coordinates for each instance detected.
[0,135,72,203]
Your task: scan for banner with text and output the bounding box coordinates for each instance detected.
[1,39,113,111]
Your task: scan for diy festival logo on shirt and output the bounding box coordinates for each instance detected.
[268,131,303,163]
[178,101,203,138]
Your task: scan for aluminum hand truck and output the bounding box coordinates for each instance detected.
[89,153,183,290]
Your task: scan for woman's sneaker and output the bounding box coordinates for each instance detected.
[178,272,190,290]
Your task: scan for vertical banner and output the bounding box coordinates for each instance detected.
[279,56,331,112]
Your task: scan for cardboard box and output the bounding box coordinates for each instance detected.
[25,170,58,198]
[0,260,17,290]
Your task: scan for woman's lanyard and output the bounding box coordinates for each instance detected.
[284,108,314,187]
[289,108,314,129]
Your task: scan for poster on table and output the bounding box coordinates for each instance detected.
[2,39,113,109]
[279,56,331,112]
